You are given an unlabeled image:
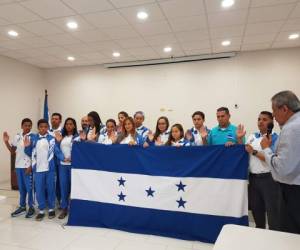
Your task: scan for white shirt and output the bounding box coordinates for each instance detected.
[12,132,32,168]
[247,133,271,174]
[48,126,62,137]
[156,131,170,145]
[136,125,150,139]
[191,127,204,146]
[35,135,50,172]
[60,135,73,165]
[171,138,190,147]
[120,135,134,144]
[98,132,117,145]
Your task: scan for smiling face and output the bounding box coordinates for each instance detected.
[106,121,116,134]
[124,119,135,134]
[157,118,168,133]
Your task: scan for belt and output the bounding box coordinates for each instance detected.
[249,172,271,178]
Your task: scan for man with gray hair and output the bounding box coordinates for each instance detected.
[261,90,300,233]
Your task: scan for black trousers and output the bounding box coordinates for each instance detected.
[249,173,281,230]
[279,183,300,234]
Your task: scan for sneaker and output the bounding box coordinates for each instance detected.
[35,212,45,221]
[25,207,35,218]
[58,209,68,219]
[11,207,26,217]
[48,210,56,219]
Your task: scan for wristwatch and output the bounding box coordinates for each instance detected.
[252,150,258,156]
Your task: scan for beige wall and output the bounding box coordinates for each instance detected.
[0,55,44,184]
[44,47,300,134]
[0,47,300,183]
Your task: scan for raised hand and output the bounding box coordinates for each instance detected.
[79,130,86,141]
[185,130,192,140]
[3,132,9,142]
[54,131,62,142]
[236,124,246,139]
[200,127,208,139]
[147,131,154,141]
[23,135,31,147]
[110,133,117,143]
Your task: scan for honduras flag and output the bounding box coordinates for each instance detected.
[43,89,49,122]
[68,143,249,243]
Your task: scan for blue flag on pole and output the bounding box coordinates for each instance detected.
[43,90,49,122]
[68,143,249,243]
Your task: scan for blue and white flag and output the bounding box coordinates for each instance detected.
[43,89,49,122]
[68,143,249,243]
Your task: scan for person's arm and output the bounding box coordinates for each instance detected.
[245,144,266,161]
[262,127,300,177]
[3,132,16,154]
[236,124,246,145]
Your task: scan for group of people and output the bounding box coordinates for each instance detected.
[2,90,300,235]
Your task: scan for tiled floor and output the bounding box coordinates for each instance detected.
[0,187,213,250]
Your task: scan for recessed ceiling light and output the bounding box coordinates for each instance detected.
[137,11,148,20]
[66,21,78,30]
[67,56,75,61]
[289,33,299,40]
[222,0,235,8]
[164,47,172,53]
[221,40,231,46]
[8,30,18,37]
[113,52,120,57]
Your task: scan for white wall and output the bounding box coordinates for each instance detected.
[0,55,44,184]
[44,47,300,134]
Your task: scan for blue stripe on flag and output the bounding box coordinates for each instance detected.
[68,199,248,243]
[71,142,248,180]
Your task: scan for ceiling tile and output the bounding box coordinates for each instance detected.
[19,36,56,48]
[44,33,82,45]
[143,33,178,46]
[118,3,165,24]
[248,4,295,23]
[152,43,185,58]
[49,16,97,32]
[175,29,209,43]
[241,43,272,51]
[134,20,172,36]
[159,0,205,18]
[61,0,113,14]
[101,26,140,39]
[0,40,29,50]
[15,48,50,57]
[110,0,155,8]
[281,18,300,31]
[184,48,212,56]
[205,0,250,12]
[168,15,207,32]
[210,25,245,39]
[180,40,211,51]
[66,43,95,53]
[245,21,284,35]
[116,37,148,49]
[275,30,300,41]
[71,29,111,42]
[21,0,76,19]
[212,37,242,49]
[87,40,122,51]
[291,2,300,18]
[272,40,300,48]
[126,46,158,57]
[251,0,298,8]
[0,3,41,23]
[208,10,248,27]
[83,10,128,28]
[100,48,132,58]
[19,20,64,36]
[243,33,277,44]
[0,49,27,59]
[212,45,240,53]
[0,17,10,26]
[0,25,35,38]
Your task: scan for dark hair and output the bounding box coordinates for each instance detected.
[134,111,145,118]
[153,116,169,141]
[51,113,62,121]
[37,119,49,127]
[106,119,117,127]
[192,111,205,120]
[88,111,102,134]
[166,123,184,146]
[118,111,129,118]
[217,107,230,114]
[62,118,78,137]
[21,118,32,126]
[260,111,273,120]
